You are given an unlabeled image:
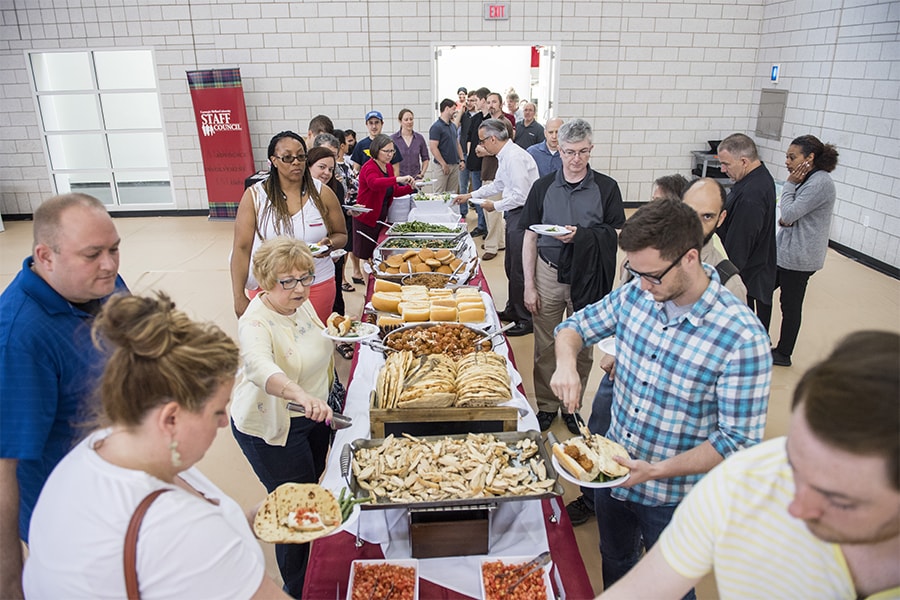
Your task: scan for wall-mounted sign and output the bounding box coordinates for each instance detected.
[484,3,509,20]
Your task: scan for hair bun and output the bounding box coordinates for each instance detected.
[93,292,184,359]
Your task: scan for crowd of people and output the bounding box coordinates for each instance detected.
[1,84,896,600]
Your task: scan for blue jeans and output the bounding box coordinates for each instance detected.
[458,168,471,216]
[466,170,487,231]
[593,489,696,599]
[232,417,331,598]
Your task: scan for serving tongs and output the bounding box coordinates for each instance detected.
[286,402,352,430]
[496,551,552,593]
[474,321,516,345]
[340,444,366,548]
[358,338,392,353]
[572,411,592,441]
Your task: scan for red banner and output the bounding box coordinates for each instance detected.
[187,68,255,219]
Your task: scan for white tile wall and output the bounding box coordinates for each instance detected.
[0,0,897,266]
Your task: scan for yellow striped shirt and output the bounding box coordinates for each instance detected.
[660,438,900,599]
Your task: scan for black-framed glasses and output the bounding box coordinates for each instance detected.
[478,136,493,144]
[560,147,592,158]
[379,148,396,155]
[278,273,316,289]
[276,154,307,164]
[623,249,689,285]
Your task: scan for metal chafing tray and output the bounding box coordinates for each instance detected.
[384,221,467,238]
[344,430,563,511]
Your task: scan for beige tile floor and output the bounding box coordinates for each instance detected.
[2,213,898,598]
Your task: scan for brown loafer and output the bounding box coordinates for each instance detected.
[482,252,497,260]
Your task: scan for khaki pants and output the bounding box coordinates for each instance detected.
[480,180,505,253]
[432,163,460,194]
[532,256,593,413]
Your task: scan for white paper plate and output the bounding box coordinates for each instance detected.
[468,197,487,205]
[596,336,616,357]
[480,555,553,600]
[529,224,568,237]
[414,179,433,187]
[343,204,372,213]
[308,243,329,256]
[330,489,361,536]
[551,453,630,489]
[321,322,379,342]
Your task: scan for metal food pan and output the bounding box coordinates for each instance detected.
[381,322,496,356]
[385,221,467,238]
[346,430,563,511]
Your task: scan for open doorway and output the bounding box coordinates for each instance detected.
[433,44,558,123]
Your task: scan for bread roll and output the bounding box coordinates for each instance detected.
[401,305,431,322]
[377,315,404,327]
[386,254,404,267]
[429,306,458,322]
[374,279,402,293]
[371,291,402,313]
[417,248,435,260]
[458,307,486,322]
[552,440,601,482]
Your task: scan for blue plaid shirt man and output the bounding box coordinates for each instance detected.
[556,265,772,505]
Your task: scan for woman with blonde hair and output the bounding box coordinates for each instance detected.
[230,236,335,597]
[23,292,289,599]
[231,130,347,322]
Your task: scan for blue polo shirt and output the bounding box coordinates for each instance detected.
[527,141,562,177]
[0,257,128,541]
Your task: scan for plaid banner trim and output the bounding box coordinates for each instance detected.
[208,202,239,220]
[187,68,243,90]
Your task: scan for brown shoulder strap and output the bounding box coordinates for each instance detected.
[124,489,171,600]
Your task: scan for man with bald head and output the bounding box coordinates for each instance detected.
[514,102,545,150]
[0,194,127,598]
[681,177,747,300]
[527,117,563,176]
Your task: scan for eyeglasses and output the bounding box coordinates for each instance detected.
[278,273,316,289]
[276,155,307,164]
[623,249,689,285]
[478,136,493,144]
[380,148,396,155]
[560,148,592,158]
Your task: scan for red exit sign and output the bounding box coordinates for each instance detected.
[484,2,509,20]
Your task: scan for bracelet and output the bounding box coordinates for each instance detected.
[279,381,292,398]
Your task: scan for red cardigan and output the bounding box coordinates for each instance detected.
[354,160,414,227]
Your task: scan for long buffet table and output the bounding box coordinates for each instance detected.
[303,231,595,600]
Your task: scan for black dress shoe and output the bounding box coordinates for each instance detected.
[496,310,516,322]
[470,228,486,238]
[561,412,581,435]
[536,410,557,431]
[771,349,792,366]
[506,322,533,337]
[566,495,595,526]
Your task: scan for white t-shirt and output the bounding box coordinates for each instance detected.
[246,178,335,289]
[23,429,265,600]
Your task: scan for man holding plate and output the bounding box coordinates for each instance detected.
[521,118,625,433]
[551,198,772,597]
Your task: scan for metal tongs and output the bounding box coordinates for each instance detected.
[286,402,352,430]
[474,321,516,345]
[572,411,591,441]
[497,551,552,594]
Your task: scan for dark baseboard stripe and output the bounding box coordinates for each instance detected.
[3,209,211,221]
[828,240,899,280]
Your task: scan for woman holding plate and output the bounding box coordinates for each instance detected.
[352,134,416,268]
[231,236,335,597]
[231,130,347,322]
[23,292,290,599]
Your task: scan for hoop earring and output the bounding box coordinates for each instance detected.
[169,438,183,468]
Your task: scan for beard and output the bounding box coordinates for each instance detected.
[804,514,900,545]
[703,229,716,246]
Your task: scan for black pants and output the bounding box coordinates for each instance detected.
[747,295,772,331]
[231,418,330,598]
[502,208,530,326]
[332,255,346,314]
[774,267,815,357]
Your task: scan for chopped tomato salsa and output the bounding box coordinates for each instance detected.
[350,563,416,600]
[481,560,547,600]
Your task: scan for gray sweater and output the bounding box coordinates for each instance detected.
[776,169,836,272]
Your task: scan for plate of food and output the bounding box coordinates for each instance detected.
[480,555,553,600]
[253,483,343,544]
[322,313,380,342]
[468,196,487,205]
[414,178,433,187]
[550,435,631,489]
[307,243,329,256]
[596,336,616,356]
[331,486,368,535]
[347,559,418,600]
[342,204,372,214]
[529,224,568,237]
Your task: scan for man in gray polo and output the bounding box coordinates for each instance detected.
[521,119,625,433]
[428,98,465,193]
